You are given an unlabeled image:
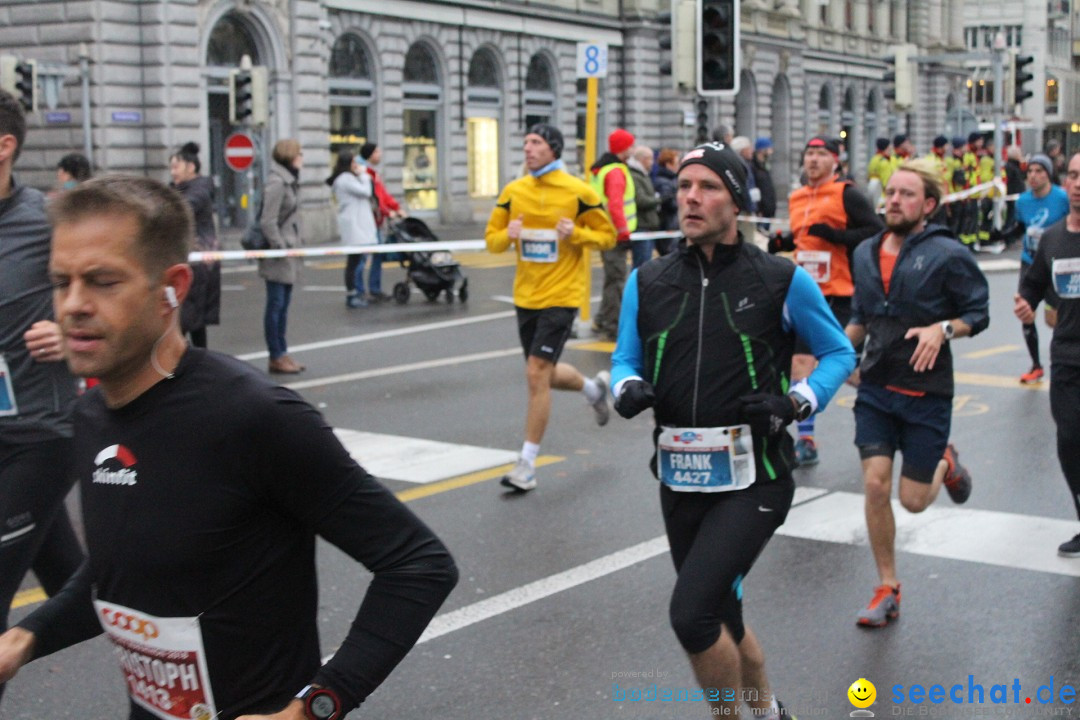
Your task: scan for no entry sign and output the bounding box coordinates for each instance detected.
[224,132,255,172]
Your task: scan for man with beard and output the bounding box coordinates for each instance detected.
[845,158,989,628]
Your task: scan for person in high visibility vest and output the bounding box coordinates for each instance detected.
[958,132,985,248]
[591,128,638,341]
[866,137,893,209]
[923,135,952,226]
[946,136,968,236]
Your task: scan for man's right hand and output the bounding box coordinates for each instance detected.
[507,214,525,241]
[0,627,36,684]
[769,231,794,254]
[614,380,656,419]
[1014,293,1036,324]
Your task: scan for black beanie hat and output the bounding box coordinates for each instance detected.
[360,142,377,160]
[526,123,564,159]
[805,136,841,157]
[677,142,751,212]
[933,135,949,148]
[875,137,890,152]
[892,133,908,148]
[968,131,982,144]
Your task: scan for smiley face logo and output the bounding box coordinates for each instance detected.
[848,678,876,708]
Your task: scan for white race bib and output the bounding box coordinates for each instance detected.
[519,228,559,263]
[1053,257,1080,299]
[94,600,217,720]
[0,354,17,417]
[795,250,832,284]
[657,425,756,493]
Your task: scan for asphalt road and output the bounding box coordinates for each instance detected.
[5,239,1079,719]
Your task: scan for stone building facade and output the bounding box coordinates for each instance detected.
[3,0,970,241]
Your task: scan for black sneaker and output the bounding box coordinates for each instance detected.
[1059,533,1080,558]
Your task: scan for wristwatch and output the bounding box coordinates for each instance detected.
[941,320,955,340]
[296,685,341,720]
[788,391,813,422]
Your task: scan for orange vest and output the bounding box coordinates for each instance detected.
[787,177,854,297]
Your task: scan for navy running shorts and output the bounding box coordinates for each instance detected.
[854,382,952,484]
[515,306,577,363]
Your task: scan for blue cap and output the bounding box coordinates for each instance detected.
[951,136,966,148]
[754,137,773,152]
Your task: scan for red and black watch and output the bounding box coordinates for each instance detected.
[296,684,342,720]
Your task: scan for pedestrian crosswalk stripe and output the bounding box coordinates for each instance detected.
[778,490,1080,577]
[334,429,520,484]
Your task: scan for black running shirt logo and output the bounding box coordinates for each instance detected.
[93,444,139,486]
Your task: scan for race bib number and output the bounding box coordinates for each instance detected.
[657,425,756,493]
[94,600,216,720]
[1026,224,1044,253]
[519,228,559,263]
[795,250,832,284]
[0,354,17,417]
[1053,258,1080,299]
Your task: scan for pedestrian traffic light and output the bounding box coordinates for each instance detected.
[1013,53,1035,106]
[659,1,698,90]
[883,44,915,111]
[695,97,709,144]
[229,66,268,126]
[697,0,740,97]
[0,55,37,113]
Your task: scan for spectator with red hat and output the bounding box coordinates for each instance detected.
[591,128,638,341]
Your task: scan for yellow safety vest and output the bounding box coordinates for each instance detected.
[591,162,637,233]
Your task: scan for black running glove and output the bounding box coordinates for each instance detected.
[808,223,840,244]
[614,380,656,419]
[739,393,796,437]
[769,231,795,253]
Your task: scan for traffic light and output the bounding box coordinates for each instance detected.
[883,44,915,111]
[659,1,697,90]
[697,0,739,97]
[695,97,709,144]
[0,55,37,113]
[229,66,268,126]
[1013,53,1035,106]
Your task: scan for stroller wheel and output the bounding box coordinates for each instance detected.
[458,278,469,303]
[423,287,441,302]
[393,282,410,304]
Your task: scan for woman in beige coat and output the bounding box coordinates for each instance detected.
[259,139,305,374]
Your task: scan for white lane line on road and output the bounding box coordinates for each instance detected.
[777,490,1080,577]
[235,310,516,361]
[417,536,671,644]
[284,348,523,390]
[333,429,518,484]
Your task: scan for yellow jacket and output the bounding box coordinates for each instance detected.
[867,152,893,187]
[485,169,616,309]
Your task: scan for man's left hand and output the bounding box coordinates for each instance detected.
[556,217,575,241]
[235,699,306,720]
[905,324,945,372]
[739,393,796,437]
[24,320,64,363]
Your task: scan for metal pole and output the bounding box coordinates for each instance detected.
[78,43,93,166]
[992,34,1005,230]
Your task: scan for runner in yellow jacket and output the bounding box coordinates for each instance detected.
[484,123,617,492]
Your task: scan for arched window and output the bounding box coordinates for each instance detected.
[403,42,443,211]
[817,84,833,137]
[329,34,375,156]
[467,48,502,198]
[841,87,856,162]
[207,14,259,67]
[864,90,879,165]
[525,53,557,129]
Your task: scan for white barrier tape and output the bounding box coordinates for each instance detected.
[189,240,487,263]
[942,179,1007,204]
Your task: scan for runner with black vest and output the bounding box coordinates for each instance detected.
[772,137,882,466]
[611,143,855,719]
[1016,151,1080,558]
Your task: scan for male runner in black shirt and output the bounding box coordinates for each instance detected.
[1016,151,1080,558]
[0,175,458,720]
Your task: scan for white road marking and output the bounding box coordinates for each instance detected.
[402,485,1079,648]
[284,348,522,391]
[236,310,516,361]
[333,429,517,484]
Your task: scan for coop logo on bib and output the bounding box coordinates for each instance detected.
[93,444,139,486]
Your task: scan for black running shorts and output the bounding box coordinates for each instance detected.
[515,306,577,363]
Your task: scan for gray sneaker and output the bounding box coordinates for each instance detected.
[1059,533,1080,558]
[591,370,611,427]
[500,458,537,492]
[856,584,900,628]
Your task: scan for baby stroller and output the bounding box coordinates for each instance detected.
[386,217,469,304]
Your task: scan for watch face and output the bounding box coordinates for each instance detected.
[310,694,337,719]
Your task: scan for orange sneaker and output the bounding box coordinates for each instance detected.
[1019,366,1044,384]
[856,584,901,627]
[942,443,972,504]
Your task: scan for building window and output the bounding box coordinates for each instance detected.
[329,34,375,158]
[845,0,854,31]
[207,14,258,67]
[864,90,878,164]
[525,53,557,129]
[467,48,502,198]
[403,43,442,211]
[1047,75,1059,115]
[818,84,833,137]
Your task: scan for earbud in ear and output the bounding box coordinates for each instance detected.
[165,286,179,308]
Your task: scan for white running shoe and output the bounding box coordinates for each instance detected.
[500,458,537,492]
[591,370,611,427]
